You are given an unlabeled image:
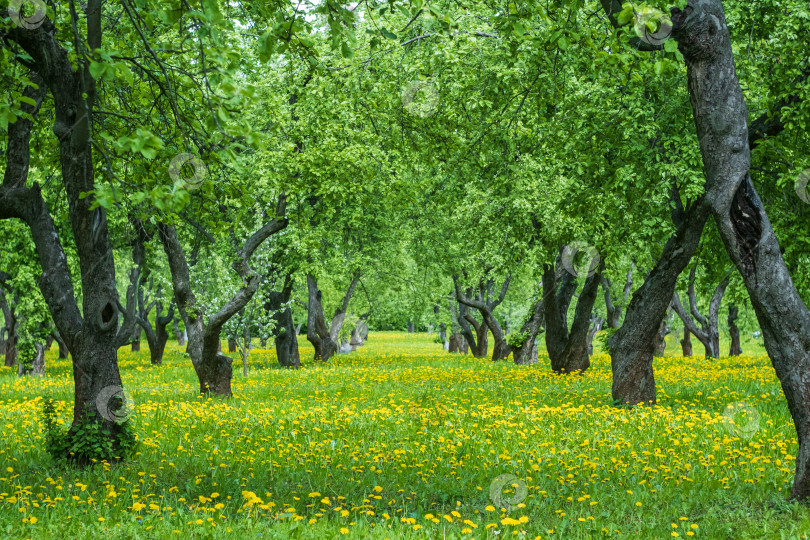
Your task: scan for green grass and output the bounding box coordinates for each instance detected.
[0,331,807,539]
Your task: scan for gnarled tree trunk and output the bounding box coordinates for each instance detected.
[306,273,360,362]
[680,327,693,357]
[671,265,729,358]
[513,294,545,365]
[543,258,603,374]
[670,0,810,499]
[607,193,710,406]
[454,275,512,361]
[265,274,300,368]
[728,304,742,356]
[159,196,287,395]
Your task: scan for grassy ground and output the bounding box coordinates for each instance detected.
[0,331,808,539]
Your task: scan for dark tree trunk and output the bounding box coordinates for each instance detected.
[306,273,359,363]
[448,333,460,353]
[159,198,287,395]
[18,343,45,377]
[0,23,138,458]
[513,294,545,365]
[439,322,447,343]
[669,0,810,498]
[652,314,670,357]
[588,316,605,355]
[228,337,237,353]
[266,275,300,368]
[671,265,729,359]
[728,304,742,356]
[454,276,512,361]
[407,321,415,333]
[131,335,140,352]
[0,285,18,368]
[680,327,693,357]
[543,260,603,374]
[608,196,710,406]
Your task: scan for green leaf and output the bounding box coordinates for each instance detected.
[341,41,354,59]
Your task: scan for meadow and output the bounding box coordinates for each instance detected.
[1,332,809,539]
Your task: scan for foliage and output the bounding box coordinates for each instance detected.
[41,398,138,465]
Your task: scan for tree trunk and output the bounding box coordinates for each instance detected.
[671,266,729,359]
[173,317,186,346]
[439,322,447,343]
[513,294,544,365]
[0,285,18,367]
[728,304,742,356]
[608,198,710,406]
[544,261,603,374]
[267,275,300,368]
[131,335,140,352]
[653,315,670,357]
[407,321,415,333]
[455,276,512,361]
[228,337,237,353]
[680,327,693,356]
[0,27,133,459]
[670,0,810,498]
[306,273,359,363]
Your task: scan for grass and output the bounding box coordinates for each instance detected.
[0,331,808,539]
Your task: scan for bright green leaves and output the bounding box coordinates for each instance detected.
[114,128,164,160]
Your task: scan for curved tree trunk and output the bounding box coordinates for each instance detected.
[266,274,300,368]
[669,0,810,499]
[544,259,603,374]
[159,197,287,395]
[728,304,742,356]
[608,195,710,406]
[0,284,18,368]
[513,294,545,365]
[0,36,135,460]
[671,265,729,359]
[306,273,359,363]
[680,327,693,357]
[454,276,512,361]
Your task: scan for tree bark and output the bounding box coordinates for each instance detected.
[669,0,810,499]
[266,274,300,368]
[407,321,415,333]
[728,304,742,356]
[0,284,18,368]
[306,273,359,362]
[173,317,186,346]
[543,260,603,374]
[680,327,693,357]
[513,294,545,365]
[671,265,729,358]
[454,276,512,361]
[0,18,137,457]
[608,196,710,406]
[228,337,237,353]
[159,197,287,395]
